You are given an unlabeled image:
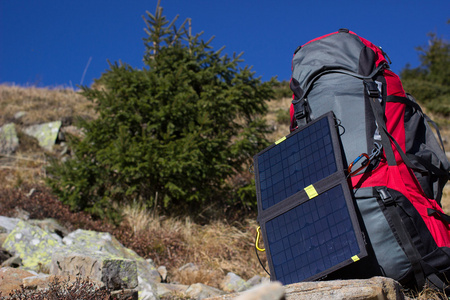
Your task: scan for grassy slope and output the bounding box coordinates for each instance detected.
[0,84,449,296]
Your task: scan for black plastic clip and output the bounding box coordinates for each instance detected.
[364,80,380,98]
[377,187,395,206]
[293,99,308,120]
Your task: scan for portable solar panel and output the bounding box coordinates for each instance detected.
[254,111,367,285]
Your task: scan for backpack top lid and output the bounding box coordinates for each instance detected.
[291,29,389,99]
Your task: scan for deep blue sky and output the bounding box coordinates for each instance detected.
[1,1,449,88]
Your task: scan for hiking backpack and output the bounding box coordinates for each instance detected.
[287,28,450,290]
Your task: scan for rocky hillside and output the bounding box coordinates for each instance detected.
[0,84,449,299]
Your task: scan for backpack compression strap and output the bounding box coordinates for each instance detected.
[291,64,386,128]
[365,80,427,289]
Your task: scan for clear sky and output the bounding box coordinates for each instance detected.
[1,0,449,88]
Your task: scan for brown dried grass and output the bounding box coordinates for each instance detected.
[121,202,268,287]
[0,84,97,126]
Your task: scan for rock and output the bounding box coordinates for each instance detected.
[0,216,20,233]
[0,267,36,296]
[0,123,19,154]
[51,250,138,290]
[288,277,405,300]
[186,283,225,300]
[11,207,30,220]
[1,254,22,268]
[29,218,70,238]
[235,281,285,300]
[208,277,406,300]
[60,125,84,139]
[220,272,250,293]
[2,220,63,272]
[0,248,12,265]
[59,229,160,298]
[245,275,270,288]
[14,111,27,121]
[158,265,168,282]
[0,234,8,248]
[23,121,62,151]
[282,277,405,300]
[156,282,189,298]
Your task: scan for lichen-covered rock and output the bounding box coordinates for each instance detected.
[0,123,19,154]
[51,250,138,290]
[220,272,250,293]
[2,220,63,271]
[59,229,160,298]
[23,121,61,151]
[29,218,70,238]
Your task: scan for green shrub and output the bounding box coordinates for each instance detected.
[273,80,291,99]
[275,108,291,125]
[46,4,274,219]
[400,31,449,117]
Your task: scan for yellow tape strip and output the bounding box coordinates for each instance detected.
[351,255,360,262]
[304,185,318,199]
[275,136,286,145]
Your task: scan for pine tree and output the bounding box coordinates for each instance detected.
[400,30,450,116]
[46,2,275,219]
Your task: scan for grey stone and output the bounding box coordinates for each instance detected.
[14,111,27,120]
[23,121,62,151]
[156,282,189,298]
[60,229,160,298]
[245,275,270,288]
[235,281,285,300]
[0,123,19,154]
[11,207,30,220]
[29,218,70,238]
[157,265,168,282]
[283,276,405,300]
[186,283,225,300]
[220,272,250,293]
[0,216,20,233]
[51,250,138,290]
[208,277,406,300]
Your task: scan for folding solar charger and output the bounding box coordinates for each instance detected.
[254,111,367,285]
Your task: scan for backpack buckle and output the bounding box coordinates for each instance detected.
[292,98,310,122]
[377,187,395,206]
[364,80,380,98]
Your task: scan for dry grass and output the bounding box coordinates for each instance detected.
[121,201,268,287]
[0,153,47,188]
[265,96,292,142]
[0,84,97,127]
[0,84,97,189]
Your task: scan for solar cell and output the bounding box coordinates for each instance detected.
[254,112,366,285]
[265,185,360,284]
[256,116,337,211]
